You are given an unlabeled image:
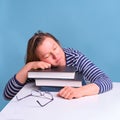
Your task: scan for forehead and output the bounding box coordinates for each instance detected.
[36,37,59,55]
[41,37,58,48]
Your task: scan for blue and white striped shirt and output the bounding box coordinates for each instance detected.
[3,48,113,99]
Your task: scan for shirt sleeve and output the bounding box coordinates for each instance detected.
[74,49,113,93]
[3,75,25,100]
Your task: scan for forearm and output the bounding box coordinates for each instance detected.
[94,74,113,93]
[58,75,112,99]
[79,74,113,97]
[78,83,99,97]
[57,83,100,99]
[16,64,32,84]
[81,75,113,96]
[16,61,51,84]
[74,49,112,93]
[3,63,34,100]
[4,61,51,100]
[3,75,24,100]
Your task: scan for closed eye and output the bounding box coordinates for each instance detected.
[43,54,51,59]
[53,46,57,51]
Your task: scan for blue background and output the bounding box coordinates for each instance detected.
[0,0,120,111]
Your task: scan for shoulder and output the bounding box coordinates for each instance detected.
[63,48,83,56]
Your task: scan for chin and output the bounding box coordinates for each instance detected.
[58,64,66,67]
[52,64,62,67]
[52,61,65,67]
[51,64,58,67]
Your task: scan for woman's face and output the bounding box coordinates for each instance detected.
[35,37,66,67]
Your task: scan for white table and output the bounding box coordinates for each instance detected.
[0,82,120,120]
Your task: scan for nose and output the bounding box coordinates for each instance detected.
[51,51,57,59]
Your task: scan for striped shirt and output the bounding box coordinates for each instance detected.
[3,48,113,99]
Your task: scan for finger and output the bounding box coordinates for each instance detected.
[67,93,74,100]
[58,87,72,98]
[62,89,74,99]
[38,62,51,69]
[43,64,51,69]
[58,86,69,95]
[63,92,72,99]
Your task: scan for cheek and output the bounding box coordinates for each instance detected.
[57,48,61,53]
[42,58,53,64]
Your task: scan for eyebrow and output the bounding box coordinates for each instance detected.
[41,43,57,57]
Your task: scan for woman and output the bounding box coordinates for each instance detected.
[4,31,112,100]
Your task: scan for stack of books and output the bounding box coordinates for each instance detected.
[28,66,83,87]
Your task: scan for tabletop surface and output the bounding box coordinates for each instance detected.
[0,82,120,120]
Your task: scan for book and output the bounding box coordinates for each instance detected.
[28,66,76,79]
[35,72,83,87]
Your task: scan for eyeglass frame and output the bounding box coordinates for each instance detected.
[16,90,54,107]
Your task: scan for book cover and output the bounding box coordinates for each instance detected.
[35,72,83,87]
[28,66,76,79]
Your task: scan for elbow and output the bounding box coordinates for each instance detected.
[3,89,13,100]
[94,75,113,94]
[100,78,113,93]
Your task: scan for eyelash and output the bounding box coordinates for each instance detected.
[43,46,57,59]
[53,47,57,50]
[44,54,50,59]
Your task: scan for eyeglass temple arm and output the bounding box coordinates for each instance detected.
[16,94,31,101]
[36,98,53,107]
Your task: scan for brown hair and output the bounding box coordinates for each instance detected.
[25,31,60,64]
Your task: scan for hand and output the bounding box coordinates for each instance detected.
[57,83,100,100]
[57,86,82,100]
[27,61,51,70]
[16,61,51,84]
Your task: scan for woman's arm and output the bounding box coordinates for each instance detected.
[3,75,25,100]
[3,61,51,100]
[58,48,113,99]
[16,61,51,84]
[58,74,112,99]
[57,83,99,99]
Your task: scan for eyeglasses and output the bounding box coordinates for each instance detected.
[16,90,54,107]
